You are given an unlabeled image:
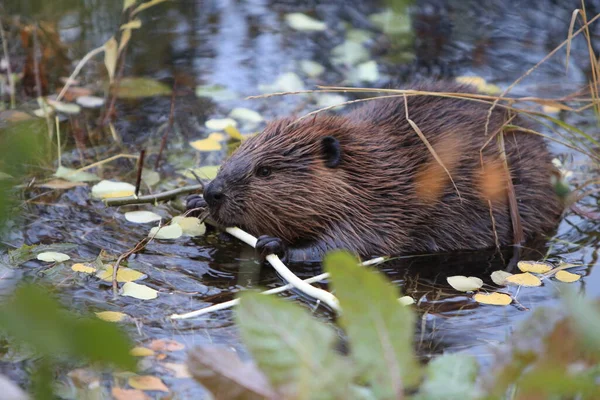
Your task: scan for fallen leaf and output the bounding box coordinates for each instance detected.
[331,41,370,66]
[352,60,379,83]
[122,282,158,300]
[491,270,513,286]
[171,216,206,237]
[398,296,415,306]
[455,76,501,95]
[447,275,484,292]
[517,260,553,274]
[149,339,185,352]
[195,84,237,101]
[162,362,191,378]
[112,387,151,400]
[76,95,105,108]
[37,179,87,189]
[189,138,222,152]
[473,292,512,306]
[54,166,99,182]
[229,108,264,124]
[224,125,244,141]
[542,105,561,114]
[125,211,162,224]
[205,118,237,130]
[71,263,97,274]
[300,59,325,77]
[141,169,160,186]
[259,72,305,93]
[96,265,146,282]
[505,272,542,287]
[91,180,136,199]
[37,252,70,263]
[555,270,581,283]
[113,77,172,99]
[148,224,183,240]
[208,132,226,141]
[128,376,169,392]
[47,99,81,114]
[95,311,127,322]
[285,13,327,31]
[130,347,155,357]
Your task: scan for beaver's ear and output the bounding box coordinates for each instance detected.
[321,136,342,168]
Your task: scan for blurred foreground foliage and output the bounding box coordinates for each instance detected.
[189,251,600,400]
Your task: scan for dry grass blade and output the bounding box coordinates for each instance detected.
[497,132,523,245]
[566,9,582,73]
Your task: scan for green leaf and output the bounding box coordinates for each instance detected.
[325,251,420,397]
[113,77,172,99]
[236,292,355,399]
[8,243,77,266]
[414,353,480,400]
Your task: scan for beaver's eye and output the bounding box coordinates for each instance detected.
[256,166,272,178]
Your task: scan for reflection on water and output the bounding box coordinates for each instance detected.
[2,0,600,396]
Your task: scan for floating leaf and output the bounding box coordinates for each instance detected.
[369,9,411,35]
[120,19,142,30]
[76,96,105,108]
[224,125,244,141]
[37,179,87,190]
[37,252,70,263]
[130,347,155,357]
[208,132,226,141]
[299,60,325,77]
[447,276,484,292]
[259,72,305,93]
[331,41,370,66]
[399,296,415,306]
[96,265,146,283]
[517,261,553,274]
[205,118,237,130]
[171,216,206,237]
[104,37,118,83]
[316,93,347,108]
[33,107,53,118]
[9,243,77,265]
[555,270,581,283]
[149,224,183,240]
[141,169,160,186]
[149,339,185,352]
[505,272,542,287]
[121,282,158,300]
[95,311,127,322]
[195,84,237,101]
[125,211,162,224]
[285,13,327,31]
[415,353,481,400]
[491,270,513,286]
[346,28,374,44]
[229,108,264,124]
[455,76,501,95]
[91,180,136,199]
[473,292,512,306]
[162,362,191,378]
[353,60,379,82]
[189,138,222,152]
[47,99,81,114]
[112,387,150,400]
[113,77,172,99]
[128,376,169,392]
[71,263,97,274]
[54,165,99,182]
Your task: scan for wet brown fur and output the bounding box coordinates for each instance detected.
[208,83,563,260]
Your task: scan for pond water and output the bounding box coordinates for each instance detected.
[1,0,600,398]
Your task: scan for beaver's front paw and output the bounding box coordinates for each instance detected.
[186,194,207,217]
[256,235,288,263]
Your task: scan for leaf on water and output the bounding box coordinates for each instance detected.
[195,84,238,101]
[284,13,327,31]
[300,59,325,77]
[91,180,136,199]
[229,107,264,124]
[71,263,97,274]
[132,0,170,16]
[505,272,542,287]
[112,387,150,400]
[208,132,226,141]
[37,179,87,189]
[178,166,220,180]
[224,125,244,141]
[258,72,305,93]
[172,216,206,237]
[149,224,183,239]
[517,260,553,274]
[76,95,105,108]
[130,347,155,357]
[104,37,118,83]
[331,41,370,66]
[47,99,81,114]
[205,118,237,130]
[162,362,191,378]
[33,107,53,118]
[127,376,169,392]
[37,252,70,263]
[8,243,77,265]
[473,292,512,306]
[346,28,374,44]
[124,211,162,224]
[399,296,415,306]
[491,270,513,286]
[95,311,127,322]
[555,270,581,283]
[369,9,411,35]
[113,77,172,99]
[149,339,185,352]
[315,93,347,109]
[326,251,420,395]
[141,168,160,186]
[189,138,222,152]
[446,275,484,292]
[96,265,146,282]
[121,282,158,300]
[188,346,277,399]
[352,60,379,83]
[415,353,481,400]
[455,76,501,95]
[54,165,99,182]
[120,19,142,30]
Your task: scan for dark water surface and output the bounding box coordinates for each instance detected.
[1,0,600,397]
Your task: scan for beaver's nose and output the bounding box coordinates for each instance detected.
[204,180,224,208]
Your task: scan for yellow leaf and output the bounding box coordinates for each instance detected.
[189,138,222,152]
[224,125,244,141]
[91,180,136,199]
[505,272,542,287]
[71,263,97,274]
[123,0,138,11]
[149,339,185,352]
[517,260,553,274]
[119,29,132,54]
[104,37,118,83]
[120,19,142,30]
[128,375,169,392]
[96,265,146,282]
[162,362,191,378]
[542,105,561,114]
[208,132,226,141]
[95,311,127,322]
[555,270,581,283]
[455,76,501,94]
[130,347,155,357]
[473,292,512,306]
[122,282,158,300]
[171,216,206,237]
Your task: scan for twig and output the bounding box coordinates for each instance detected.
[134,149,145,196]
[0,15,15,109]
[155,79,177,169]
[104,184,203,206]
[112,237,150,296]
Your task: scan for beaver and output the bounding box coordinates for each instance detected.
[187,83,563,262]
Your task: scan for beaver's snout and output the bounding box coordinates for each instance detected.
[204,179,225,208]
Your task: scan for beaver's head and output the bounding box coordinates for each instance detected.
[203,115,354,242]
